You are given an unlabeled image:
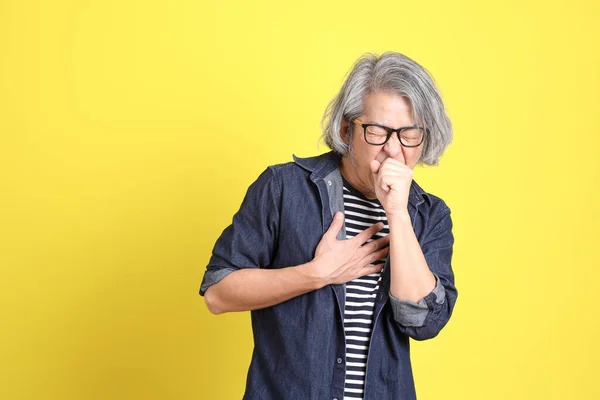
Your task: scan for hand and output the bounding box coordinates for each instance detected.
[370,152,413,217]
[304,212,390,286]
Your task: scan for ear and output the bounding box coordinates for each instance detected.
[340,118,350,144]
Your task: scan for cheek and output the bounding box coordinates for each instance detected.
[361,149,381,169]
[351,149,376,178]
[404,148,423,168]
[352,140,374,162]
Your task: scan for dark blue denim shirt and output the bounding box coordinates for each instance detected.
[200,151,458,400]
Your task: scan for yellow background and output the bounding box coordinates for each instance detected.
[1,0,599,399]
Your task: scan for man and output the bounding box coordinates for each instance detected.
[200,51,458,400]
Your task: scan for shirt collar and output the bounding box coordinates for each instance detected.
[293,151,429,207]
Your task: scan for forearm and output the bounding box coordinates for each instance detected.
[388,212,436,303]
[204,262,323,314]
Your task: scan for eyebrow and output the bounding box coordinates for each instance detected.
[364,121,419,129]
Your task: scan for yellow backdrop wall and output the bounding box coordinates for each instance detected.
[1,1,599,399]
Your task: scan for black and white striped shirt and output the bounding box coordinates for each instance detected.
[342,177,389,400]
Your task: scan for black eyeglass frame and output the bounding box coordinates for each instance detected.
[352,118,427,148]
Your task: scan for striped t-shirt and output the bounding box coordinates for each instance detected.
[341,177,389,400]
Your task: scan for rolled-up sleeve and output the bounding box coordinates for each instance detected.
[388,273,445,327]
[388,207,458,340]
[199,167,280,296]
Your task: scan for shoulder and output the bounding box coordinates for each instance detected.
[262,151,340,181]
[410,181,454,242]
[411,179,451,217]
[265,160,305,176]
[261,159,309,186]
[250,154,319,194]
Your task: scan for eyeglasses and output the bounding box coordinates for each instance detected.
[353,119,426,147]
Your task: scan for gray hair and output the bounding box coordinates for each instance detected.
[320,52,452,166]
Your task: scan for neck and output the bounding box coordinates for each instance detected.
[340,156,378,200]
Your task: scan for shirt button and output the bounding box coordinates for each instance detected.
[333,398,339,400]
[328,180,332,186]
[336,358,343,364]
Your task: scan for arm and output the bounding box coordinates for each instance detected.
[200,167,389,314]
[204,262,321,314]
[388,211,437,303]
[204,214,389,314]
[369,156,457,341]
[388,208,457,340]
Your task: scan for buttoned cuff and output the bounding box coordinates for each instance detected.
[388,274,446,327]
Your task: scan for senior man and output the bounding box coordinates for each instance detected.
[200,51,458,400]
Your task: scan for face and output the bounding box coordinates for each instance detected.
[340,91,424,199]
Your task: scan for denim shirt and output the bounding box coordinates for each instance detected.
[200,151,458,400]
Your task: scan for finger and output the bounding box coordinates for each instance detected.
[354,222,385,245]
[364,247,390,266]
[360,235,390,256]
[379,159,415,178]
[325,212,344,238]
[357,236,389,261]
[370,159,381,174]
[378,167,412,189]
[365,234,390,252]
[379,158,406,171]
[359,262,385,277]
[379,173,394,193]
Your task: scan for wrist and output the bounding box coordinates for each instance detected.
[387,210,411,224]
[295,259,329,290]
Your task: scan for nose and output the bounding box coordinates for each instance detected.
[383,133,402,157]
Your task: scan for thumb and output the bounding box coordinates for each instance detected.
[326,212,344,237]
[370,159,381,174]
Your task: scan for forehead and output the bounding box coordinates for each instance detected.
[362,91,415,125]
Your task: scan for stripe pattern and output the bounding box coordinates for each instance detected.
[341,178,389,400]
